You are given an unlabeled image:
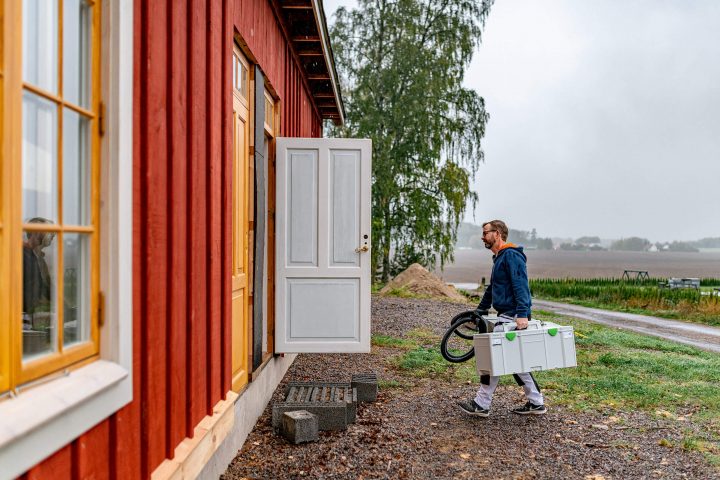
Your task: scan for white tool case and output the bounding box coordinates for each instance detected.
[474,317,577,377]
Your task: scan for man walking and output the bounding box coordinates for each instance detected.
[457,220,546,416]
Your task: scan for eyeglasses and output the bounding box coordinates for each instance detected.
[481,230,496,237]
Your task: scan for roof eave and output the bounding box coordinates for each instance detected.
[311,0,346,125]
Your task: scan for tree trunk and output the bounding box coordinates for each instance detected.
[381,203,391,283]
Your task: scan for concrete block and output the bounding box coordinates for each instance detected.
[272,384,358,432]
[281,410,319,444]
[341,387,358,423]
[351,373,378,403]
[272,402,347,431]
[283,382,350,398]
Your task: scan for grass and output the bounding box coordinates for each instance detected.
[380,286,416,298]
[529,311,720,422]
[530,278,720,327]
[371,334,415,349]
[373,311,720,465]
[374,311,720,425]
[376,285,441,300]
[371,331,477,382]
[372,288,720,467]
[377,379,408,390]
[662,434,720,465]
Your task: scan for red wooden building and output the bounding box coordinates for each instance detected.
[0,0,349,478]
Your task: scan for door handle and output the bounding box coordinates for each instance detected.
[355,245,369,253]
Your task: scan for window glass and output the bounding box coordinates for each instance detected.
[22,91,58,222]
[264,96,273,130]
[22,227,58,360]
[63,233,90,347]
[63,109,91,225]
[240,62,248,99]
[22,0,59,93]
[63,0,93,107]
[232,55,237,91]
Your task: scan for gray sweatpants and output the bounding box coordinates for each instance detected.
[474,323,544,409]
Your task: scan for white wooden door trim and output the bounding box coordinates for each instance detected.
[275,137,371,353]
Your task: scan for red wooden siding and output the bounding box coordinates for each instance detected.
[234,0,322,137]
[20,445,72,480]
[168,0,190,459]
[20,0,324,478]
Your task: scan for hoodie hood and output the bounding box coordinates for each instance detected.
[494,243,527,262]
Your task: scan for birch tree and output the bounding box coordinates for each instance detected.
[331,0,493,281]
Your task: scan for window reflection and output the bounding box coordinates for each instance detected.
[22,91,58,222]
[63,109,91,225]
[22,219,58,359]
[22,0,59,93]
[63,233,90,346]
[63,0,93,107]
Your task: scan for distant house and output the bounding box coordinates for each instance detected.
[648,244,659,252]
[1,1,371,479]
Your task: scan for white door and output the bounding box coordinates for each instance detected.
[275,137,372,353]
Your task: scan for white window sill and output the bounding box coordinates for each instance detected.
[0,360,131,479]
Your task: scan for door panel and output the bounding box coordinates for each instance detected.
[287,278,359,339]
[330,150,360,266]
[287,150,318,266]
[275,138,372,353]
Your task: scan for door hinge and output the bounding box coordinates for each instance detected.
[99,102,106,137]
[98,291,106,328]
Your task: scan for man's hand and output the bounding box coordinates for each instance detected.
[516,317,529,330]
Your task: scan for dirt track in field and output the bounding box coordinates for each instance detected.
[440,249,720,283]
[535,299,720,354]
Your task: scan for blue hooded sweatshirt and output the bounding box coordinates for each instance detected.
[478,244,532,318]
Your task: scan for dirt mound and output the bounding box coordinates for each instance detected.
[379,263,467,302]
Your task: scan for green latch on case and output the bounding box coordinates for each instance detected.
[548,328,558,336]
[505,332,516,341]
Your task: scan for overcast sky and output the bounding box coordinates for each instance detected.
[324,0,720,242]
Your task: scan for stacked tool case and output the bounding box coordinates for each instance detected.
[474,316,577,376]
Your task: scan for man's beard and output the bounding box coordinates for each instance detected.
[483,241,492,250]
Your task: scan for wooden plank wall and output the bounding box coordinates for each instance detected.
[234,0,322,137]
[17,0,324,478]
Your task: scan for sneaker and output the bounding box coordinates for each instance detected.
[511,402,547,415]
[456,399,490,417]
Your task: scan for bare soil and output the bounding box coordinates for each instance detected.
[222,296,718,480]
[440,249,720,283]
[379,263,466,302]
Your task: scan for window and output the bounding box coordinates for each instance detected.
[264,92,275,135]
[0,1,132,476]
[1,0,100,391]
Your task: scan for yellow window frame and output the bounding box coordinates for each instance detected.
[1,0,102,393]
[263,90,276,137]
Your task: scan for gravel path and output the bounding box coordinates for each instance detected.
[535,299,720,354]
[223,296,718,480]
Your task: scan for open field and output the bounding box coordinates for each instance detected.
[440,249,720,283]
